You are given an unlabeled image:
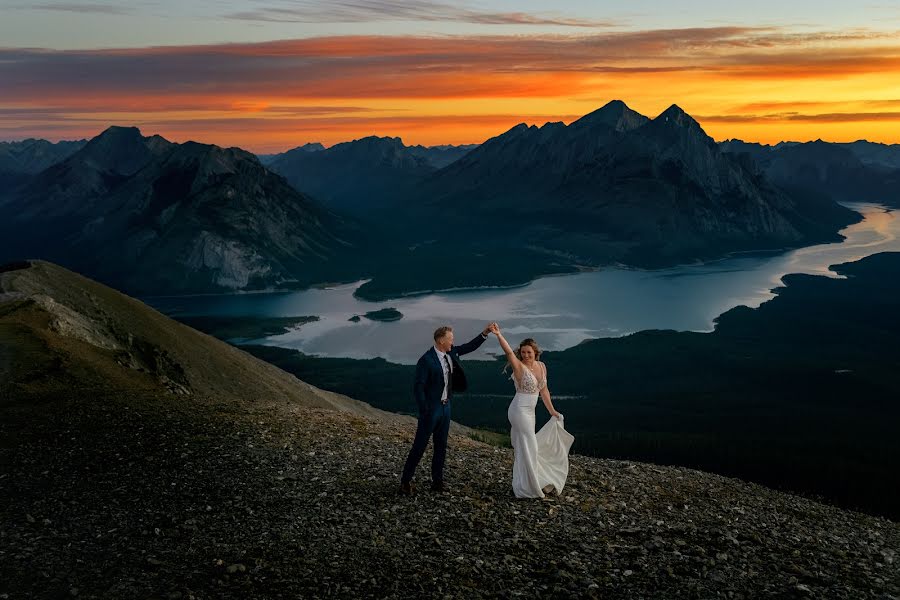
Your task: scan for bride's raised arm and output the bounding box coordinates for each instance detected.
[494,328,524,378]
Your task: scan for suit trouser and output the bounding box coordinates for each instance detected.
[401,402,451,484]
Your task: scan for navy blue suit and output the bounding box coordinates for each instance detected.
[401,333,487,484]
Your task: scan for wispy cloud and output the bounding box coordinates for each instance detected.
[13,2,134,15]
[2,28,898,100]
[736,99,900,112]
[227,0,616,27]
[697,111,900,123]
[3,26,900,147]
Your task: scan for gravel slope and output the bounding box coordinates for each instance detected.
[1,260,897,599]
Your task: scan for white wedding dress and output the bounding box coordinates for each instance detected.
[507,365,575,498]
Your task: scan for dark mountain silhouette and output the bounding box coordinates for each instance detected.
[5,127,173,220]
[257,142,325,166]
[0,137,88,194]
[720,139,900,207]
[268,136,436,215]
[411,101,858,269]
[0,127,357,294]
[842,140,900,169]
[406,142,479,168]
[426,100,650,213]
[0,137,87,174]
[3,104,887,302]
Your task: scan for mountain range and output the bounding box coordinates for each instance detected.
[0,137,87,171]
[0,137,87,190]
[3,101,899,298]
[265,137,478,215]
[0,127,358,295]
[720,139,900,207]
[267,136,436,215]
[412,101,859,266]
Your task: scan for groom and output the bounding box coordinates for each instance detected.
[400,323,495,495]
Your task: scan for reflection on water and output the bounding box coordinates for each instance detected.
[146,203,899,364]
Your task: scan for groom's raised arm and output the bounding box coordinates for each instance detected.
[454,330,489,356]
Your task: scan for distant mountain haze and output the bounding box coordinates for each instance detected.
[0,137,88,196]
[267,136,462,215]
[258,142,325,166]
[0,137,87,175]
[720,139,900,207]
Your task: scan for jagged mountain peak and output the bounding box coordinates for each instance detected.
[654,104,697,127]
[570,99,649,132]
[341,135,406,149]
[503,122,530,135]
[94,124,144,141]
[640,104,718,153]
[297,142,326,152]
[0,128,352,294]
[72,125,173,176]
[152,140,265,184]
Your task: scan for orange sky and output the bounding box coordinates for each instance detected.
[2,28,900,152]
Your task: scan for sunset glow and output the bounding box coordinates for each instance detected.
[2,2,900,151]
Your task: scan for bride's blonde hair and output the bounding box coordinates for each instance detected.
[502,338,542,374]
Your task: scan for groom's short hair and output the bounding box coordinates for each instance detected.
[434,326,453,341]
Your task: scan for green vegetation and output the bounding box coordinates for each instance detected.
[242,253,900,519]
[352,242,580,301]
[173,315,318,340]
[468,428,512,448]
[362,308,403,322]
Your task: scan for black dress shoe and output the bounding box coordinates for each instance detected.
[430,480,449,493]
[399,481,415,496]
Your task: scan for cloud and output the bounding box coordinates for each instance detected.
[2,28,898,102]
[736,99,900,112]
[696,111,900,124]
[13,2,134,15]
[3,26,900,147]
[226,0,616,27]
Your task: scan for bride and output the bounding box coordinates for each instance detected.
[489,324,574,498]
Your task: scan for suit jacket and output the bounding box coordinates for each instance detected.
[413,333,487,414]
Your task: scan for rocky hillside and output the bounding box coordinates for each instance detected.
[1,260,898,599]
[0,127,357,295]
[0,260,395,417]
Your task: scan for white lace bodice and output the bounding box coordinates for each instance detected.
[512,364,546,395]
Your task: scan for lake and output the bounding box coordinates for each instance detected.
[145,202,899,364]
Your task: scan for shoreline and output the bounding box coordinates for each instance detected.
[141,203,878,305]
